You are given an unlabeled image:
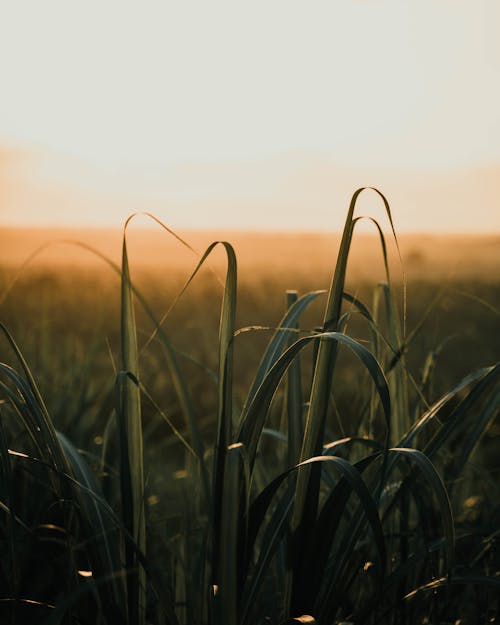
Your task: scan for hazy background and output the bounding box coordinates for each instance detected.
[0,0,499,233]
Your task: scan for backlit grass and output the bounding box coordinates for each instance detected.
[0,189,499,624]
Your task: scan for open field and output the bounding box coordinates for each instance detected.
[0,220,499,624]
[1,226,499,410]
[2,225,500,279]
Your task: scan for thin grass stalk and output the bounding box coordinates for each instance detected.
[380,283,409,444]
[118,229,146,625]
[283,291,304,468]
[210,242,237,587]
[369,285,384,438]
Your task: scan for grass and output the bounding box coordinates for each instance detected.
[0,188,499,624]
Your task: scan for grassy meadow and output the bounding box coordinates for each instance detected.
[0,193,499,624]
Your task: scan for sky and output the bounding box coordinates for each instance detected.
[0,0,499,232]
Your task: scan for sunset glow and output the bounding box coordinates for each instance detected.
[0,0,499,231]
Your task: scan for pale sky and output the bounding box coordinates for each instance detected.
[0,0,499,231]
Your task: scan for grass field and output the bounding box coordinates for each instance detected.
[0,196,499,624]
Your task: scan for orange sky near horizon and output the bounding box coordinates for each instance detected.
[0,1,499,233]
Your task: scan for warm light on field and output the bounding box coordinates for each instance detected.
[0,226,498,284]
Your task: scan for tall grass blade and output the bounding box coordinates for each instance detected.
[207,241,238,589]
[379,283,409,443]
[287,188,399,615]
[218,442,248,625]
[117,229,146,625]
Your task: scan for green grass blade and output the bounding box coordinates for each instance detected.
[291,455,385,619]
[0,370,46,457]
[422,363,500,499]
[0,324,69,474]
[208,241,238,588]
[390,447,455,575]
[241,290,325,419]
[287,188,399,614]
[241,453,381,623]
[323,436,384,455]
[241,482,294,624]
[238,331,390,471]
[118,229,146,625]
[378,282,409,443]
[446,371,500,484]
[216,242,237,456]
[400,365,494,449]
[56,431,127,621]
[283,291,305,468]
[218,442,247,625]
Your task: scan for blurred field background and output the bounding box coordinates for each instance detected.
[1,226,498,449]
